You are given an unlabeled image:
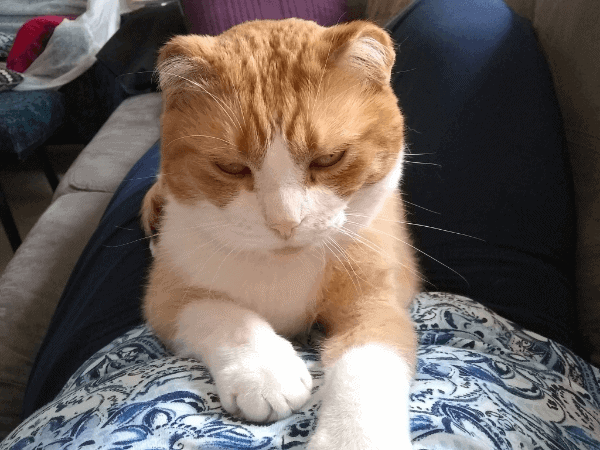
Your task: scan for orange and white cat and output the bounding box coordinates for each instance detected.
[141,18,419,449]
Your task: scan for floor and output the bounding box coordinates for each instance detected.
[0,145,83,275]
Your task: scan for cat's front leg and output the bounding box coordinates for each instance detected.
[308,342,414,450]
[172,299,313,422]
[309,265,416,449]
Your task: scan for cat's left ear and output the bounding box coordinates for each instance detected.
[323,21,396,85]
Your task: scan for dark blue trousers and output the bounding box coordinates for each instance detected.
[389,0,576,351]
[22,0,578,418]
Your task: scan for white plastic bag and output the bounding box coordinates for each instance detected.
[14,0,121,91]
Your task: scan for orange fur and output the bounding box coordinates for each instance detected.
[316,194,419,371]
[144,249,233,342]
[140,18,419,435]
[152,19,403,207]
[140,180,165,237]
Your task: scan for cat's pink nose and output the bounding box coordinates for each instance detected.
[269,220,299,239]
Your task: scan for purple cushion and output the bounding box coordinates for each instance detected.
[181,0,349,35]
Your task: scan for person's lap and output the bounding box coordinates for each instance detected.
[21,0,579,419]
[388,0,577,352]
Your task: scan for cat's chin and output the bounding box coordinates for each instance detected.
[270,246,305,256]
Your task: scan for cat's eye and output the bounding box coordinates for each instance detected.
[215,162,251,176]
[310,150,346,169]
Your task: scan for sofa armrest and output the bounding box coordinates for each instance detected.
[53,93,162,200]
[0,191,112,439]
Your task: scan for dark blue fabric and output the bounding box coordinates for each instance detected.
[22,0,579,419]
[388,0,578,353]
[22,141,160,416]
[0,90,65,160]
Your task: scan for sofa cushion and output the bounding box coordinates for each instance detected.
[0,191,112,440]
[53,92,161,199]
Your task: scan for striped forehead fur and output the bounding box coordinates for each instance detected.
[157,19,404,208]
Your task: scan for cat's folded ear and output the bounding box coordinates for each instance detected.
[155,35,218,95]
[323,21,396,85]
[141,180,166,238]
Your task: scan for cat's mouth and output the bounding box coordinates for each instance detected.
[271,246,304,256]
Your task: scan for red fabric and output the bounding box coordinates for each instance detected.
[6,16,75,73]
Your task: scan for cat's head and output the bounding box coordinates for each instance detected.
[153,19,405,256]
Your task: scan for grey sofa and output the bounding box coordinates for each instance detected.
[1,0,600,441]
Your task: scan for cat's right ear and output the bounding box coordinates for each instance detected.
[156,35,217,95]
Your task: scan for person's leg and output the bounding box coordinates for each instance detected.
[22,143,160,417]
[388,0,578,351]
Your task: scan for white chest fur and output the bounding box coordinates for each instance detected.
[159,202,325,337]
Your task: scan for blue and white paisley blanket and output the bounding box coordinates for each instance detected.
[3,293,600,450]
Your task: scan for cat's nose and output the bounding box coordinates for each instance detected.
[269,219,300,239]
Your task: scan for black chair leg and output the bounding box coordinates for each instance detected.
[35,147,59,192]
[0,180,22,253]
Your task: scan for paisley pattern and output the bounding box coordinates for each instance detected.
[3,293,600,450]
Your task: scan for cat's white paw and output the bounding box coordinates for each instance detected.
[307,419,412,450]
[212,335,312,423]
[307,343,413,450]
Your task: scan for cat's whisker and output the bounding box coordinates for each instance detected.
[344,215,484,241]
[308,243,327,265]
[139,225,230,270]
[405,126,421,134]
[209,246,241,294]
[143,222,229,242]
[328,236,369,293]
[219,85,245,133]
[323,238,361,295]
[297,252,314,272]
[400,200,441,215]
[158,69,243,133]
[383,192,442,215]
[342,218,466,284]
[338,226,431,287]
[314,81,363,124]
[180,237,230,304]
[357,225,469,286]
[103,235,156,248]
[114,225,136,231]
[298,245,326,269]
[119,173,162,182]
[337,227,385,259]
[166,134,236,149]
[157,232,227,272]
[234,90,246,129]
[328,236,363,284]
[318,242,328,263]
[403,161,441,167]
[308,37,335,143]
[108,217,228,248]
[165,232,223,304]
[160,221,227,233]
